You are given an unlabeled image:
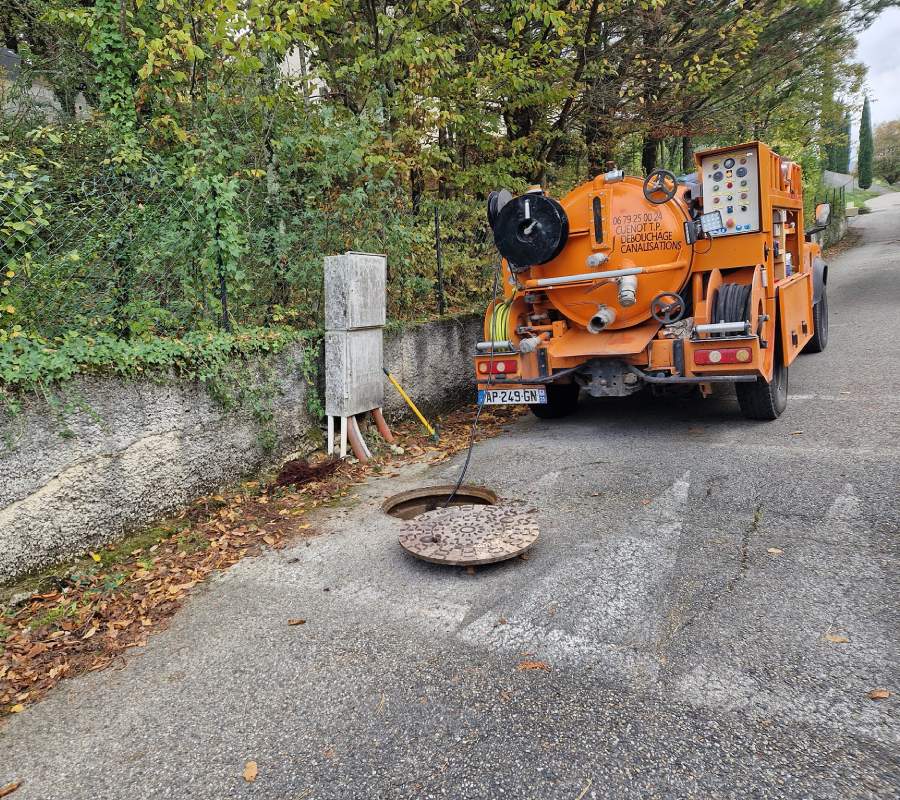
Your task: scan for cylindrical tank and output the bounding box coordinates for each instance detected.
[495,176,695,332]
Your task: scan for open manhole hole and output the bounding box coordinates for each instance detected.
[382,484,497,520]
[385,486,539,567]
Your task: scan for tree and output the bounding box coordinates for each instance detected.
[873,120,900,184]
[858,95,874,188]
[838,110,852,173]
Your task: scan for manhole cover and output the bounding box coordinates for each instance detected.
[399,504,539,566]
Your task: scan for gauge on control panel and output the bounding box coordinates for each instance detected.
[701,148,760,235]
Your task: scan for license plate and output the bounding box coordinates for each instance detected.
[478,387,547,405]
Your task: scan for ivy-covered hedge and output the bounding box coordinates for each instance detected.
[0,326,317,411]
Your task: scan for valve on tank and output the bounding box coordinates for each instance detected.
[617,274,637,307]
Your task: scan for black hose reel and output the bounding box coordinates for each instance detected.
[488,191,569,273]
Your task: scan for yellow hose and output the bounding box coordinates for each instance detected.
[489,299,511,342]
[383,368,438,440]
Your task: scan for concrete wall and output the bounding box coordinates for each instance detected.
[383,314,482,419]
[823,170,857,191]
[0,315,481,584]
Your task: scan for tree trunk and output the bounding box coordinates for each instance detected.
[585,120,614,177]
[681,136,694,174]
[641,136,659,174]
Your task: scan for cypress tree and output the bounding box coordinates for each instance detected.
[839,110,852,173]
[858,97,874,189]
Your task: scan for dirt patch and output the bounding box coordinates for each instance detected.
[273,457,340,488]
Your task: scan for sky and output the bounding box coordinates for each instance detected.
[855,6,900,126]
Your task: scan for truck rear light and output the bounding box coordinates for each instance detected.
[477,358,517,374]
[694,348,752,365]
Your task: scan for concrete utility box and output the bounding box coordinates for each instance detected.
[324,252,387,331]
[324,329,383,418]
[324,252,387,458]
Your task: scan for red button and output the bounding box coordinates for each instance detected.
[726,218,735,228]
[726,182,733,189]
[714,197,720,204]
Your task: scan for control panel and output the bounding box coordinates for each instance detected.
[700,147,760,236]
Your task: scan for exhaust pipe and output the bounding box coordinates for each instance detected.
[587,304,616,334]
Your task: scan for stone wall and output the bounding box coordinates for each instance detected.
[0,314,482,583]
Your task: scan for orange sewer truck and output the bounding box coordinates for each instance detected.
[475,141,831,420]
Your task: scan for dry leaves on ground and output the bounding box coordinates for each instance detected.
[824,633,850,644]
[0,404,523,717]
[516,660,550,671]
[243,761,258,783]
[0,781,22,798]
[867,688,892,701]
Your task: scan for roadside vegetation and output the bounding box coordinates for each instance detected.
[1,0,889,400]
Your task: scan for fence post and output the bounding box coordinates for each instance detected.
[433,204,446,315]
[112,215,134,339]
[210,179,232,332]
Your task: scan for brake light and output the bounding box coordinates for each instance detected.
[694,348,752,365]
[477,358,517,374]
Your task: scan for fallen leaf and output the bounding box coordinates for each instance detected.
[498,617,508,625]
[90,552,101,562]
[516,660,550,671]
[867,688,892,701]
[287,618,306,626]
[824,633,849,644]
[790,430,803,436]
[767,547,783,555]
[0,781,22,798]
[243,761,258,782]
[9,704,24,714]
[262,534,276,546]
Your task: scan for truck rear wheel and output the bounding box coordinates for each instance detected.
[736,350,788,420]
[530,382,580,419]
[802,287,828,353]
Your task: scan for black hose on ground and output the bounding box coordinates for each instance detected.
[442,260,503,508]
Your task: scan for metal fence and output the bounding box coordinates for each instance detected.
[812,185,847,247]
[2,166,235,339]
[1,158,495,342]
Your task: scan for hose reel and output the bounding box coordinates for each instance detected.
[491,192,569,273]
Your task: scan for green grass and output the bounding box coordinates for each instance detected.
[845,188,880,207]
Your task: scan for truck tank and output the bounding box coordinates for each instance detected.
[490,173,696,334]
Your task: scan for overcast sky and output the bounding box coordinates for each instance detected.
[855,6,900,126]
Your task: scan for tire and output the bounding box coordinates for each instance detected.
[530,382,580,419]
[736,347,788,420]
[802,286,828,353]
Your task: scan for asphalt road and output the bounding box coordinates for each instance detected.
[3,197,899,799]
